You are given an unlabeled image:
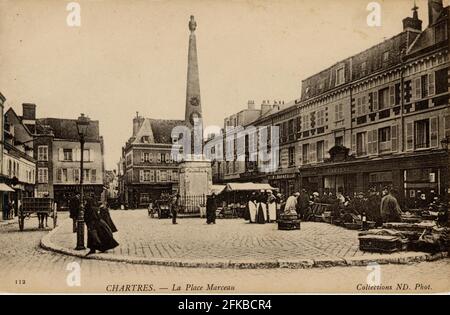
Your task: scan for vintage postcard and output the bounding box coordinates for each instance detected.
[0,0,449,295]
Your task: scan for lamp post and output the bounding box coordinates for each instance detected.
[75,113,90,250]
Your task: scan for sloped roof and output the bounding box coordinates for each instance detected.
[133,118,155,144]
[406,7,449,56]
[149,119,186,144]
[36,118,100,141]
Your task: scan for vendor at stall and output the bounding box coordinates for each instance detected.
[380,188,403,223]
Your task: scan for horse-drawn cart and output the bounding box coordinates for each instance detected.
[19,197,57,231]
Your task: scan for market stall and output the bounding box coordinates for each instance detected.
[217,182,277,219]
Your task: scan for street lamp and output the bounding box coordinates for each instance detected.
[75,113,90,250]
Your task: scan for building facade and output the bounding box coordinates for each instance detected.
[22,105,106,209]
[122,114,182,208]
[0,105,36,219]
[210,1,450,207]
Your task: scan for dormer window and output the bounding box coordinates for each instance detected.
[141,136,150,143]
[382,51,389,63]
[336,66,345,86]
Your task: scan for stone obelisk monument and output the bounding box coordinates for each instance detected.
[178,15,212,200]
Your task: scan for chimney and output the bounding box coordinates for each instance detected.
[403,3,422,32]
[22,103,36,121]
[261,101,272,115]
[428,0,443,26]
[247,100,255,110]
[132,112,144,137]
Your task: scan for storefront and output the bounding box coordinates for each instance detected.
[268,169,298,197]
[298,150,449,207]
[53,184,104,210]
[126,183,176,208]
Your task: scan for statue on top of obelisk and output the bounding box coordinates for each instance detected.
[185,15,203,156]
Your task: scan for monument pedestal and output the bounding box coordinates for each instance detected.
[178,157,212,198]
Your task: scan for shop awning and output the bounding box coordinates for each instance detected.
[0,183,15,192]
[224,182,277,192]
[210,185,226,195]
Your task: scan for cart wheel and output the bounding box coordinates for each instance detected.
[18,216,24,231]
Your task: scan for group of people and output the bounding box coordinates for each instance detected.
[68,193,119,255]
[244,191,278,224]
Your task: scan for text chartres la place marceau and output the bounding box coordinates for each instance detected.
[105,283,235,292]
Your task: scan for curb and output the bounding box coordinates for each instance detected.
[41,220,448,269]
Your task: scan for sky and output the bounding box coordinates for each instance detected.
[0,0,443,170]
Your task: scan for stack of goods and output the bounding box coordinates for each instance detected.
[358,229,409,253]
[278,213,300,230]
[342,213,375,230]
[382,221,436,241]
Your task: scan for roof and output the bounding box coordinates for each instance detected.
[224,182,277,192]
[36,118,100,141]
[132,118,186,145]
[406,7,449,56]
[210,184,226,195]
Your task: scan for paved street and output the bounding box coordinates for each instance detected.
[0,211,449,293]
[51,210,440,265]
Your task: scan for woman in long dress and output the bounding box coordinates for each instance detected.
[256,193,266,224]
[267,192,277,223]
[99,204,118,233]
[85,198,119,254]
[248,195,257,223]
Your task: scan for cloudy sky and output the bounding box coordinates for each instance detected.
[0,0,439,169]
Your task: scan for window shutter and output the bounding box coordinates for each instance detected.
[352,134,357,154]
[310,142,317,163]
[415,77,421,100]
[430,117,438,148]
[56,169,62,182]
[389,85,395,106]
[406,122,414,151]
[157,153,161,163]
[391,124,398,152]
[68,168,74,182]
[149,152,153,162]
[139,170,144,182]
[58,148,64,161]
[141,153,144,163]
[75,148,80,162]
[71,148,75,161]
[89,148,94,162]
[165,153,170,163]
[324,140,329,158]
[357,98,361,116]
[297,144,302,165]
[372,130,378,154]
[367,131,373,155]
[428,72,435,96]
[445,115,450,138]
[373,91,378,111]
[156,170,160,182]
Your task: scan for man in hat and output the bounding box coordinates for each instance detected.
[206,192,217,224]
[171,192,181,224]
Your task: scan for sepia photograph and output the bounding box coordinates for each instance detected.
[0,0,449,296]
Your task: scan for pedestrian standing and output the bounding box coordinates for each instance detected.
[69,193,80,233]
[99,204,118,233]
[171,193,180,224]
[206,193,217,224]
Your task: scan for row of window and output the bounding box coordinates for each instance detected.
[139,169,178,183]
[37,168,98,183]
[55,168,97,183]
[140,152,176,164]
[5,158,35,183]
[38,146,94,162]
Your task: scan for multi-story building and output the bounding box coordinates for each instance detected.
[0,103,36,218]
[20,104,106,208]
[122,113,182,208]
[211,1,450,207]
